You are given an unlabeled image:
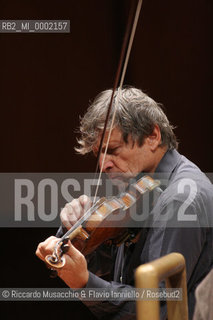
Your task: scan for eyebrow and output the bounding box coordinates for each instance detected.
[93,141,121,156]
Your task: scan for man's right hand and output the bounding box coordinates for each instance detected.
[60,195,92,230]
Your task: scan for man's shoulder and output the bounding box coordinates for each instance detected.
[172,152,205,178]
[155,153,213,227]
[170,153,213,196]
[155,149,212,190]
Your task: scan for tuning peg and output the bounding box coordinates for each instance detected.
[61,237,70,254]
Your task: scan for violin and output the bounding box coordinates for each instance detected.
[45,0,149,272]
[45,175,160,269]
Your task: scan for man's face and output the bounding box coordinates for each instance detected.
[93,127,160,185]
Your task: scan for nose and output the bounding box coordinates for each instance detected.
[99,153,114,172]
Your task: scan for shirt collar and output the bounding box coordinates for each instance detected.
[131,149,181,183]
[154,148,181,180]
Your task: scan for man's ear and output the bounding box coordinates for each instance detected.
[147,124,161,151]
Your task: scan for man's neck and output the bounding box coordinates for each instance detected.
[152,146,168,173]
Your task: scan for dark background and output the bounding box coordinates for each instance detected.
[0,0,212,319]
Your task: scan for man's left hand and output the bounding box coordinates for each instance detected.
[36,236,89,288]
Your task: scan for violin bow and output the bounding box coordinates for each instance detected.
[93,0,143,203]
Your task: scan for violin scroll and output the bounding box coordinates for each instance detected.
[45,237,69,269]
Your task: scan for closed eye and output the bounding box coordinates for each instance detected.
[106,147,119,155]
[93,146,120,157]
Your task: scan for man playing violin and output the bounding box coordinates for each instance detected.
[36,87,213,320]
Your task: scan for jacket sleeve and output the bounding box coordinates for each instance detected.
[82,272,138,320]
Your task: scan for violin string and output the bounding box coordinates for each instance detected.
[93,0,143,204]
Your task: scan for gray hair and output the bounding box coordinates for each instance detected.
[76,87,178,154]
